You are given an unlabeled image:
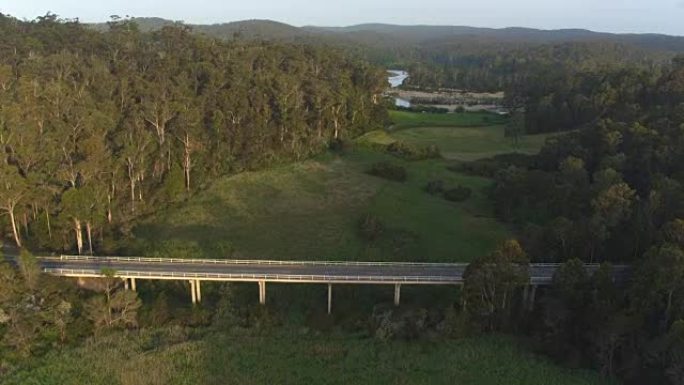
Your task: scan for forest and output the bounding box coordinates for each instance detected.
[0,14,387,254]
[469,57,684,384]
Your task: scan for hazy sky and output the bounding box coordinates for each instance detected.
[1,0,683,35]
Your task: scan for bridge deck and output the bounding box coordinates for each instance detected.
[34,256,629,285]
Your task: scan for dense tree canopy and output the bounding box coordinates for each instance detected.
[0,14,387,253]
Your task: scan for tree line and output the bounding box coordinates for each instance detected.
[0,14,387,254]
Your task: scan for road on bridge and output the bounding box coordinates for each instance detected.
[2,244,630,309]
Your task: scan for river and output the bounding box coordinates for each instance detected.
[387,70,411,108]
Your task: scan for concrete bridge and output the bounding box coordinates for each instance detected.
[28,255,629,313]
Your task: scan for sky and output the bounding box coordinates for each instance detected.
[1,0,683,35]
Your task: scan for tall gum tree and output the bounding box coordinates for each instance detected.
[0,163,27,247]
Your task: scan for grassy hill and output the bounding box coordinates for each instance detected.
[132,110,554,262]
[134,147,508,262]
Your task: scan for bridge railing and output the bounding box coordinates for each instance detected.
[42,267,464,283]
[41,255,470,267]
[39,255,614,269]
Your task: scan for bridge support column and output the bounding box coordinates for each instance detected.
[195,280,201,303]
[131,278,137,292]
[528,285,537,311]
[190,280,197,304]
[327,284,332,314]
[258,281,266,305]
[124,278,129,291]
[394,284,401,306]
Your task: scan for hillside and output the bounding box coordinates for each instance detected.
[95,18,684,54]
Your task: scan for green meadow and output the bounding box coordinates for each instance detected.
[3,330,615,385]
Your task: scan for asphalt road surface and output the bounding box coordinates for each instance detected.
[3,244,629,285]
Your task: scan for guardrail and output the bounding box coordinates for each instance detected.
[40,255,469,267]
[37,255,614,269]
[42,268,464,283]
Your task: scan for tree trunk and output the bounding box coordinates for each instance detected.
[8,206,22,247]
[127,159,136,212]
[107,194,113,224]
[665,289,674,329]
[45,207,52,240]
[331,105,342,140]
[182,133,191,192]
[74,218,83,255]
[138,176,144,202]
[22,212,29,238]
[86,221,93,255]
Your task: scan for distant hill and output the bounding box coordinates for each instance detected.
[91,18,684,47]
[89,18,684,65]
[197,19,310,41]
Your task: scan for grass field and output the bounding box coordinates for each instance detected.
[389,110,508,129]
[3,329,615,385]
[390,126,555,161]
[133,110,558,262]
[135,148,508,262]
[386,110,556,161]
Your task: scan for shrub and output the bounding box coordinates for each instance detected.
[358,214,384,241]
[386,141,440,161]
[444,186,472,202]
[328,138,351,153]
[371,306,429,341]
[367,162,407,182]
[449,153,534,177]
[393,105,449,114]
[161,166,186,202]
[425,180,445,195]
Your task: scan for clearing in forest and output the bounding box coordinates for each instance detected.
[135,147,508,262]
[135,110,555,262]
[383,110,557,161]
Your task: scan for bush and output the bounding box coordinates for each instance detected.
[393,105,449,114]
[444,186,472,202]
[386,141,440,161]
[367,162,407,182]
[449,153,534,177]
[328,138,351,153]
[358,214,384,241]
[425,180,445,195]
[371,306,429,341]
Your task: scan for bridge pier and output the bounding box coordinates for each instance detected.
[131,278,137,292]
[528,284,537,311]
[124,278,129,290]
[190,280,197,304]
[522,284,537,311]
[258,280,266,305]
[394,284,401,306]
[327,284,332,314]
[195,280,201,302]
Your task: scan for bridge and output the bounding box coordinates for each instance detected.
[26,254,629,313]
